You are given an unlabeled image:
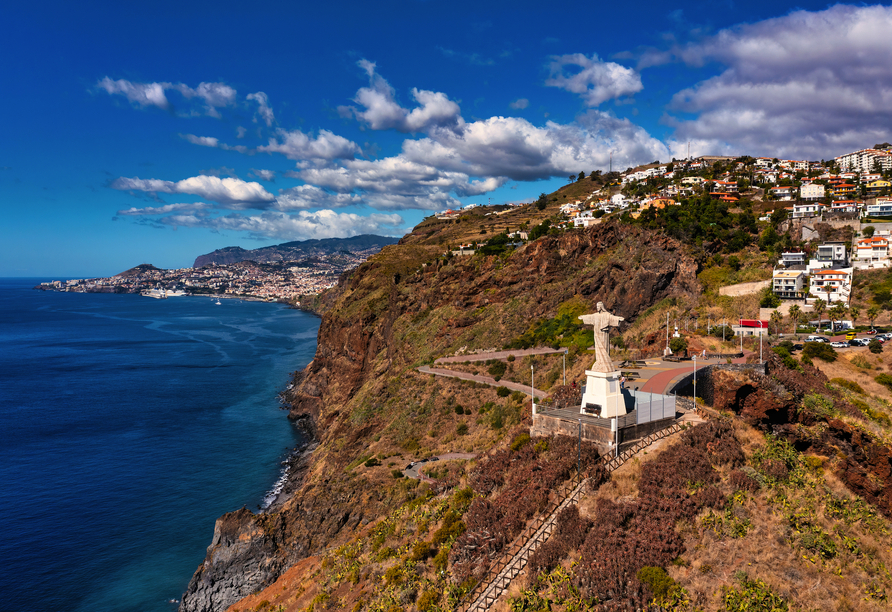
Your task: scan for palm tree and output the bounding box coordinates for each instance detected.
[868,305,881,330]
[813,298,827,331]
[788,304,802,334]
[770,310,784,336]
[850,305,861,327]
[828,303,847,334]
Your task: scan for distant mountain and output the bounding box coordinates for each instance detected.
[192,235,400,268]
[116,263,162,277]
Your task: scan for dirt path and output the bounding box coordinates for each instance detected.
[718,279,770,296]
[435,347,567,364]
[417,365,546,399]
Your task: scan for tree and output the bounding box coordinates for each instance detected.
[568,175,576,184]
[770,310,784,336]
[759,287,781,308]
[788,304,802,333]
[850,305,860,326]
[536,193,547,211]
[577,171,585,182]
[669,336,688,354]
[863,225,876,238]
[828,304,847,333]
[868,305,881,330]
[813,298,826,329]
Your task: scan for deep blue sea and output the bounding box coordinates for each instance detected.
[0,278,320,611]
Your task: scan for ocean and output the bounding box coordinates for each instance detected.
[0,278,319,611]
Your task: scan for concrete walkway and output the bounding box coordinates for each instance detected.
[402,452,477,481]
[417,366,546,399]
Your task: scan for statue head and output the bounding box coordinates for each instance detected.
[596,301,606,312]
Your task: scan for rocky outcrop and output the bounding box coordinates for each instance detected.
[180,509,283,612]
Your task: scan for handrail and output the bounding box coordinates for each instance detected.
[455,419,693,611]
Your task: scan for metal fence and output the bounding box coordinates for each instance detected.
[628,390,676,424]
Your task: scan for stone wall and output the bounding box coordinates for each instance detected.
[669,363,767,406]
[531,413,676,454]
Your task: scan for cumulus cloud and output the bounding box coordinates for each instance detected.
[338,60,462,133]
[110,175,275,206]
[181,133,249,153]
[247,92,275,126]
[545,54,643,106]
[509,98,530,110]
[97,78,236,117]
[258,128,360,161]
[662,4,892,158]
[274,184,362,210]
[151,209,405,241]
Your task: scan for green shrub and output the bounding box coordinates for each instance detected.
[869,339,883,354]
[876,373,892,391]
[454,404,464,415]
[507,354,516,362]
[722,576,788,611]
[669,336,688,354]
[433,548,449,572]
[391,469,404,479]
[510,432,531,451]
[636,566,679,603]
[410,540,432,561]
[487,360,507,380]
[829,377,865,394]
[496,386,510,397]
[802,341,837,362]
[802,393,836,419]
[771,346,798,370]
[456,423,468,436]
[432,512,465,545]
[417,589,440,611]
[364,457,380,468]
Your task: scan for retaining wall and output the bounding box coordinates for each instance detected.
[669,363,767,405]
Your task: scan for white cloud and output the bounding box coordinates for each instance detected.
[181,133,249,153]
[663,4,892,158]
[97,78,236,117]
[154,209,405,241]
[247,92,275,126]
[250,169,276,181]
[509,98,530,110]
[114,202,212,216]
[110,175,275,206]
[339,60,462,133]
[274,184,362,210]
[545,54,643,106]
[98,77,169,109]
[258,128,360,161]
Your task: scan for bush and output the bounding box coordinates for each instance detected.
[410,540,432,561]
[771,346,798,370]
[876,373,892,391]
[510,432,531,451]
[496,386,510,397]
[391,469,404,479]
[364,457,380,468]
[456,423,468,436]
[669,336,688,354]
[417,589,439,611]
[636,566,680,603]
[869,339,883,354]
[454,404,464,415]
[830,377,865,394]
[487,360,507,380]
[759,287,781,308]
[802,341,837,362]
[507,354,516,362]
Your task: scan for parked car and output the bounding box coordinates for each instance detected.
[854,338,871,346]
[806,336,828,343]
[866,329,877,335]
[830,341,849,348]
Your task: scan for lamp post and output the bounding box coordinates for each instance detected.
[692,354,697,404]
[563,348,568,386]
[531,365,535,414]
[577,418,582,480]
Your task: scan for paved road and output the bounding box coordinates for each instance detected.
[435,347,567,364]
[418,365,546,399]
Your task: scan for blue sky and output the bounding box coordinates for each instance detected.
[3,0,892,276]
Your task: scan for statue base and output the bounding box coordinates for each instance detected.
[580,370,626,418]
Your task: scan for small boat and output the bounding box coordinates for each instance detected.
[215,299,222,305]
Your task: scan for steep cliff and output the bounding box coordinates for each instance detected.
[179,219,703,611]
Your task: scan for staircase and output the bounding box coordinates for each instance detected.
[455,421,688,612]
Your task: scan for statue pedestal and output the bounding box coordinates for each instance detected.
[580,370,626,418]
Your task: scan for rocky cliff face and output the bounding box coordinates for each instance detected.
[179,221,703,611]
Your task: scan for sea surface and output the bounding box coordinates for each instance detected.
[0,279,320,611]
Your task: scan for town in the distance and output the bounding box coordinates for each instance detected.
[38,144,892,309]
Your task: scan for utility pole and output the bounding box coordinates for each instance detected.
[531,365,536,414]
[577,419,582,480]
[666,312,670,353]
[563,349,568,386]
[692,355,697,403]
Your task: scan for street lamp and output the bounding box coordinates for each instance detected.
[563,348,568,386]
[531,365,535,414]
[692,354,697,404]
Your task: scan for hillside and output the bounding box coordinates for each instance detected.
[192,235,400,268]
[178,199,892,612]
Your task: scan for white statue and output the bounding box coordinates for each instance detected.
[579,302,624,374]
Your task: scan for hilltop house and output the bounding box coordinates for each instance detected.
[772,270,807,300]
[800,183,825,200]
[808,268,853,305]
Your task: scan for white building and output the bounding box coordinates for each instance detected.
[792,203,823,218]
[800,183,825,200]
[772,270,807,299]
[836,148,892,174]
[855,234,891,263]
[780,252,807,268]
[865,198,892,217]
[809,268,853,304]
